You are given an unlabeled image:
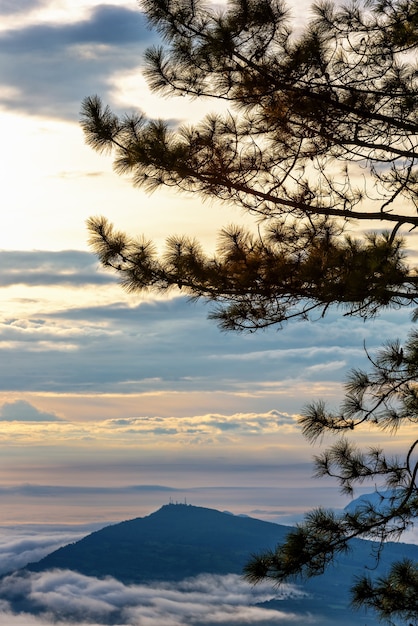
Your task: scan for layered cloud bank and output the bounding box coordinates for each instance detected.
[0,3,154,120]
[0,570,307,626]
[0,249,410,404]
[0,499,308,623]
[0,526,91,575]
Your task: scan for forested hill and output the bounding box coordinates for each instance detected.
[26,504,290,583]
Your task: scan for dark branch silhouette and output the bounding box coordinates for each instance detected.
[81,0,418,331]
[81,0,418,622]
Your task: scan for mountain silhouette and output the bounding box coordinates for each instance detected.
[26,503,290,583]
[19,503,418,625]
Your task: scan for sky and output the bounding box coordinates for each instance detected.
[0,1,417,623]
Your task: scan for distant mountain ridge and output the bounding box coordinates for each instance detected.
[344,489,399,514]
[11,503,418,625]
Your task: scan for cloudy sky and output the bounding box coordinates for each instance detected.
[1,0,417,623]
[0,0,417,615]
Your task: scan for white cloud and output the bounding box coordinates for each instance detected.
[0,528,89,575]
[0,571,309,626]
[0,284,413,403]
[0,4,156,120]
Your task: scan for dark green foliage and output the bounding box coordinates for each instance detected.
[86,213,414,330]
[352,559,418,625]
[245,331,418,625]
[81,0,418,331]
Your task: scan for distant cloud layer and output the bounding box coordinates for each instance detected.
[0,405,302,455]
[0,527,89,575]
[0,570,307,625]
[0,252,411,404]
[0,400,63,422]
[0,4,156,119]
[0,0,46,14]
[0,251,117,287]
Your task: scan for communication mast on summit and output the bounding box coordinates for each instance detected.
[168,498,190,506]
